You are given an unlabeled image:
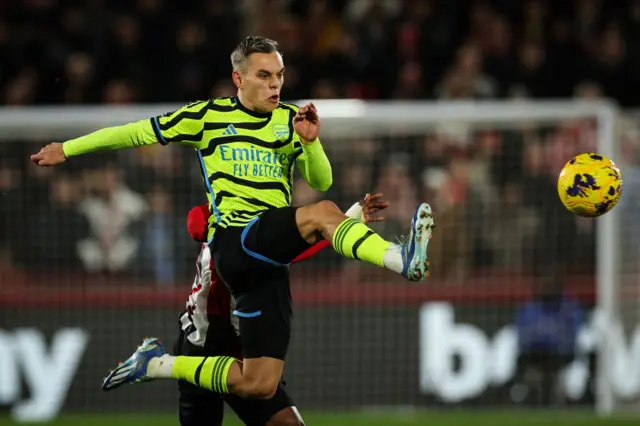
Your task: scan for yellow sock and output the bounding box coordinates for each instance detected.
[171,356,234,393]
[332,218,391,267]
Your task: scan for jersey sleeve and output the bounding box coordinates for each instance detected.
[289,103,332,192]
[62,100,212,157]
[62,119,158,157]
[295,141,333,191]
[150,100,212,148]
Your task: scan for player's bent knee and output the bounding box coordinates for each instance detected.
[313,199,341,215]
[305,200,343,227]
[258,382,279,400]
[248,381,279,399]
[296,200,344,242]
[238,358,283,399]
[236,376,279,399]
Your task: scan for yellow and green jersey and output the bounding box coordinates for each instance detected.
[62,96,333,242]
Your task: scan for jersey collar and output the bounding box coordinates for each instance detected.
[232,96,273,119]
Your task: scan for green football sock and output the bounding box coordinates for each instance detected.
[171,356,234,393]
[332,218,391,267]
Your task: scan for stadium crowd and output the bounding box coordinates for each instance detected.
[1,0,640,286]
[2,0,640,105]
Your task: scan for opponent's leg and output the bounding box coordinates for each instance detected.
[173,328,226,426]
[266,408,305,426]
[226,381,304,426]
[178,380,224,426]
[296,200,435,281]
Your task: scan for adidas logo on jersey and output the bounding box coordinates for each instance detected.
[222,124,238,136]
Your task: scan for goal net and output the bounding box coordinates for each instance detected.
[0,100,629,421]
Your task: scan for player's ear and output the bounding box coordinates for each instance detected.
[232,70,242,89]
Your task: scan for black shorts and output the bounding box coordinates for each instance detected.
[173,327,296,426]
[210,207,311,360]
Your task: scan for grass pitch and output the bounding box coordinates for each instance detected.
[1,410,639,426]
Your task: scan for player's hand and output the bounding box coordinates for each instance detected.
[293,103,321,144]
[31,143,67,166]
[360,193,389,223]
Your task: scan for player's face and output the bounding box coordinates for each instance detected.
[237,52,285,113]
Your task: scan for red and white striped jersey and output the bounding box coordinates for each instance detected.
[179,244,239,347]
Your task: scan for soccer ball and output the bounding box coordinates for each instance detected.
[557,153,623,217]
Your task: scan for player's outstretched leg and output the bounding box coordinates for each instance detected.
[296,201,435,281]
[104,338,274,399]
[102,337,240,394]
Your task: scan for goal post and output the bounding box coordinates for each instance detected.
[0,100,622,417]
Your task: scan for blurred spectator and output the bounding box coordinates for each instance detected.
[511,262,584,406]
[3,68,39,105]
[108,14,144,76]
[103,79,137,104]
[435,42,497,100]
[174,20,209,100]
[350,137,379,165]
[420,162,471,282]
[311,78,342,99]
[23,156,55,209]
[573,80,604,100]
[0,18,9,83]
[0,162,21,265]
[306,0,344,57]
[572,0,602,51]
[520,133,580,269]
[137,184,180,286]
[63,52,98,104]
[77,165,147,274]
[585,23,635,105]
[374,153,418,240]
[510,40,553,98]
[393,61,426,100]
[481,179,540,270]
[520,0,548,43]
[339,161,371,204]
[292,176,323,206]
[23,174,88,273]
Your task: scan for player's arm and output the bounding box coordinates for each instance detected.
[293,103,332,192]
[296,141,332,192]
[63,120,158,157]
[291,193,389,263]
[64,101,210,154]
[31,101,211,166]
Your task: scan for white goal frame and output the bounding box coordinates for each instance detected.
[0,100,620,415]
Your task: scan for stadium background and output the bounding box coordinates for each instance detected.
[1,0,640,425]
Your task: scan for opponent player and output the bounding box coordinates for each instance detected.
[31,36,435,401]
[178,194,387,426]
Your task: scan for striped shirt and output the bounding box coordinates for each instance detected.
[151,97,332,242]
[62,96,333,243]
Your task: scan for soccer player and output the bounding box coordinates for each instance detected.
[31,36,435,401]
[178,194,387,426]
